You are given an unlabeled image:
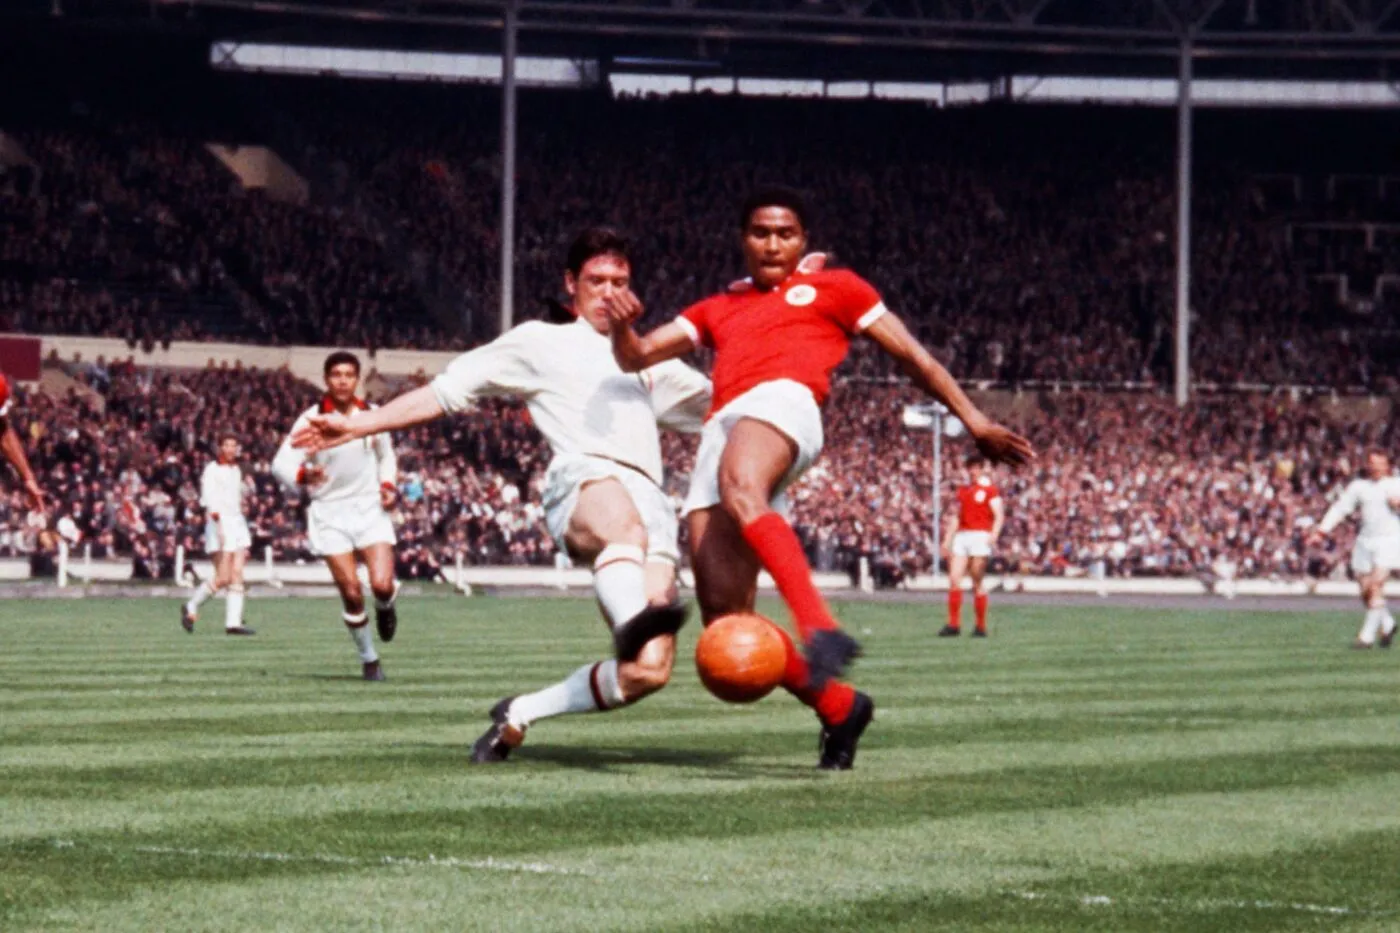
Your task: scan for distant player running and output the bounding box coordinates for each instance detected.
[940,454,1004,638]
[291,228,711,762]
[0,370,46,512]
[182,433,256,635]
[607,186,1034,769]
[1308,449,1400,649]
[271,351,401,681]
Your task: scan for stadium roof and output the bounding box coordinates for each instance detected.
[15,0,1400,81]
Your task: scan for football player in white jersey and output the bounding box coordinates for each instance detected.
[1309,450,1400,648]
[293,228,711,762]
[183,433,255,635]
[272,351,400,681]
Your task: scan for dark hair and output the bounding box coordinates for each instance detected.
[566,227,630,277]
[218,431,239,445]
[324,350,361,378]
[966,453,989,468]
[739,186,810,232]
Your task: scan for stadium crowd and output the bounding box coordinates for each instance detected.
[3,87,1398,390]
[0,359,1385,585]
[3,85,1398,584]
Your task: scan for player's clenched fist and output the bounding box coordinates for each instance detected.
[601,286,644,326]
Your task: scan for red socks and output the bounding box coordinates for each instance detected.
[774,625,855,726]
[947,588,963,631]
[741,513,838,641]
[974,593,989,633]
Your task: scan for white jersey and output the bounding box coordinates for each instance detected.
[1319,476,1400,541]
[199,461,244,520]
[430,317,711,485]
[272,401,397,504]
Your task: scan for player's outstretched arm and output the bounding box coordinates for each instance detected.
[0,420,44,511]
[293,385,445,454]
[611,321,694,372]
[863,312,1035,466]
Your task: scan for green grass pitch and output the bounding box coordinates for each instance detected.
[2,594,1400,932]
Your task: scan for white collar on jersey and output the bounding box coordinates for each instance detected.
[726,252,829,293]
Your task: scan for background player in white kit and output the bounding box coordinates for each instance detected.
[182,433,255,635]
[292,228,711,762]
[1308,450,1400,649]
[272,351,400,681]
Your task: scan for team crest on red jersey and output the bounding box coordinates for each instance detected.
[785,284,817,306]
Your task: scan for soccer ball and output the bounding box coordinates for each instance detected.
[695,612,787,703]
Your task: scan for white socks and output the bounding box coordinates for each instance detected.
[185,581,214,616]
[225,585,245,631]
[594,545,648,628]
[506,660,625,728]
[344,612,378,663]
[1358,604,1391,646]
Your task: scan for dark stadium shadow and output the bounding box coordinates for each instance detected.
[518,744,812,778]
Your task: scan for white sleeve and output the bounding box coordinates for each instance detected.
[270,413,311,492]
[430,325,540,414]
[374,427,398,489]
[1319,481,1360,534]
[199,464,217,512]
[649,360,712,435]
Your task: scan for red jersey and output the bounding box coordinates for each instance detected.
[957,480,1001,532]
[675,263,886,419]
[0,370,11,419]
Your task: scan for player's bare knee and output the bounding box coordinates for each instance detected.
[599,519,646,555]
[718,479,768,527]
[342,589,366,615]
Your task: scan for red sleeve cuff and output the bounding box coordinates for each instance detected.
[381,482,396,492]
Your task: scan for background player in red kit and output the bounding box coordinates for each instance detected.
[608,186,1034,769]
[940,454,1004,637]
[0,371,46,512]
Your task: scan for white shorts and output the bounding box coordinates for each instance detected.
[205,516,251,554]
[543,454,680,565]
[952,531,993,559]
[1352,535,1400,576]
[682,379,824,517]
[308,500,397,557]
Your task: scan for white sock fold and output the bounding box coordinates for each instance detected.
[593,545,648,628]
[1382,610,1396,637]
[186,581,214,615]
[1358,607,1384,645]
[225,586,246,631]
[344,612,378,663]
[507,660,626,728]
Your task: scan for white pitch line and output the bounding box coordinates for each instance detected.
[49,839,590,877]
[1013,890,1394,917]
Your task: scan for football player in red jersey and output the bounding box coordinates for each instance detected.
[0,370,46,512]
[607,187,1033,769]
[940,454,1005,638]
